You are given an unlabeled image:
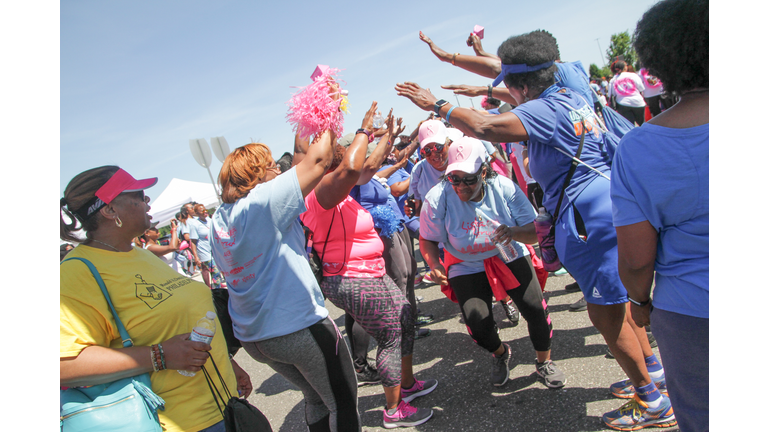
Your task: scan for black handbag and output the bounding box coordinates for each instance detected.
[210,288,241,356]
[202,355,272,432]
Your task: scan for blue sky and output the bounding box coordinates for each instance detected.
[60,0,660,199]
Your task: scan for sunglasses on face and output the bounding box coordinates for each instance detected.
[421,144,445,157]
[446,173,481,186]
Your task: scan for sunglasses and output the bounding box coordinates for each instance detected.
[446,173,481,186]
[421,144,445,157]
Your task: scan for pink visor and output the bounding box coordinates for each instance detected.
[95,168,158,204]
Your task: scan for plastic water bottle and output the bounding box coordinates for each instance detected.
[178,311,217,377]
[476,210,516,262]
[534,207,562,272]
[372,112,384,129]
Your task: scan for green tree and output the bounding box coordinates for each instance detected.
[589,63,612,80]
[606,31,637,70]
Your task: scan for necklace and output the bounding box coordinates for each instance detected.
[91,239,120,252]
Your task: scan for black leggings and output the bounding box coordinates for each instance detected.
[449,255,552,353]
[616,103,646,126]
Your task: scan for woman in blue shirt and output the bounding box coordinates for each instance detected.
[397,29,674,431]
[612,1,709,430]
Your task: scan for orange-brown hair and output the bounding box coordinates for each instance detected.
[218,143,273,204]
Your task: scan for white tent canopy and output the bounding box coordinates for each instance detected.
[149,178,221,228]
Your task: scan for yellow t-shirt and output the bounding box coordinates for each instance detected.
[60,245,236,432]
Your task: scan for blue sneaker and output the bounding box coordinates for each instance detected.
[603,395,677,431]
[610,377,668,399]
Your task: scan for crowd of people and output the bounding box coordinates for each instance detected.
[59,0,708,431]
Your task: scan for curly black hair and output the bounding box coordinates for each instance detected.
[496,30,560,95]
[633,0,708,93]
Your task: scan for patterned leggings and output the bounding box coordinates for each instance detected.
[321,274,414,387]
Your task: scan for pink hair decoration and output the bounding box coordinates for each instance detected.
[286,65,346,140]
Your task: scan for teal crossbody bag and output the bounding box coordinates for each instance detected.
[60,257,165,431]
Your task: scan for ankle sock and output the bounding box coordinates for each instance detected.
[636,382,662,408]
[644,354,664,380]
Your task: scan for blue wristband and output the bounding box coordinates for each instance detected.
[445,106,456,123]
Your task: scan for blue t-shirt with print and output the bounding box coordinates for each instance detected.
[611,123,709,319]
[420,175,534,278]
[209,167,328,342]
[513,85,611,217]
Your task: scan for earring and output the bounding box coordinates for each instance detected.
[115,215,123,228]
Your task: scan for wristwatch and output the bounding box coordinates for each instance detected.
[433,99,449,116]
[627,296,651,307]
[356,128,371,139]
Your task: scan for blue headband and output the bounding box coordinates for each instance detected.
[491,61,555,87]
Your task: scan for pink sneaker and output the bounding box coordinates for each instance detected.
[382,400,433,429]
[401,378,438,403]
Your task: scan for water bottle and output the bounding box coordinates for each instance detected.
[178,311,217,377]
[372,112,384,129]
[534,207,562,272]
[476,210,516,262]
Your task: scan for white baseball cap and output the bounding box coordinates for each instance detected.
[445,137,486,174]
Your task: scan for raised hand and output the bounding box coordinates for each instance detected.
[441,84,485,97]
[361,101,378,132]
[395,82,438,112]
[419,31,451,63]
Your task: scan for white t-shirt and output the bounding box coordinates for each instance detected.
[609,72,646,108]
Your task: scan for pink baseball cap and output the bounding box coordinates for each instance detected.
[418,120,449,149]
[445,137,486,174]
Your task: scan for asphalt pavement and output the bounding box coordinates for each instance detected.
[206,244,679,432]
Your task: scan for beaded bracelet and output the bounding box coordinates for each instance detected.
[150,345,159,372]
[158,343,166,371]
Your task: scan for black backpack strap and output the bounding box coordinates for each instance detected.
[550,117,587,230]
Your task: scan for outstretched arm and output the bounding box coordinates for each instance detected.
[466,33,500,60]
[396,81,528,143]
[419,31,501,79]
[442,84,517,106]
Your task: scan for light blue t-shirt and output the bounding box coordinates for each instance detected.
[187,217,212,262]
[514,85,611,217]
[408,159,445,201]
[611,123,709,319]
[420,175,534,278]
[209,167,328,342]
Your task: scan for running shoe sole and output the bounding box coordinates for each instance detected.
[383,410,434,429]
[401,379,438,403]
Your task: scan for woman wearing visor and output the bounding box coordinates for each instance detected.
[417,137,565,389]
[397,29,673,431]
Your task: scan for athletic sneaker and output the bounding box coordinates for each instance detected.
[569,296,587,312]
[500,300,520,324]
[401,378,438,403]
[422,273,435,285]
[490,343,511,386]
[356,364,381,387]
[382,400,433,429]
[414,274,424,285]
[536,359,566,388]
[552,268,569,276]
[414,328,431,340]
[565,281,580,292]
[602,394,677,430]
[415,313,434,326]
[610,377,668,399]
